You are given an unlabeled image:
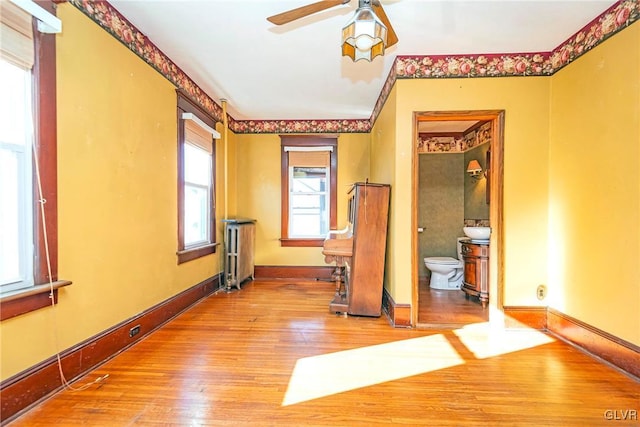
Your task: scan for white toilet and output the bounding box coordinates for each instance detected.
[423,237,467,290]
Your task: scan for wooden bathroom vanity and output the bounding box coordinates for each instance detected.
[461,240,489,308]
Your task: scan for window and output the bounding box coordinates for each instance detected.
[177,92,218,263]
[0,60,34,294]
[183,143,212,247]
[280,136,337,247]
[0,0,67,321]
[289,165,329,237]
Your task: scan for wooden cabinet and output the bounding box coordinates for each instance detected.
[461,241,489,308]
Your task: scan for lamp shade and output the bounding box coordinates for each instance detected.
[466,159,483,175]
[341,2,387,62]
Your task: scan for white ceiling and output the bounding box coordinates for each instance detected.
[108,0,615,122]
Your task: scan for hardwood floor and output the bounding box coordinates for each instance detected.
[8,280,639,426]
[418,278,488,327]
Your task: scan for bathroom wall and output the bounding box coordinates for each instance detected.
[464,142,490,221]
[418,153,464,278]
[419,125,490,279]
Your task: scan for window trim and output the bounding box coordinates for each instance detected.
[176,91,218,264]
[0,1,63,321]
[280,136,337,247]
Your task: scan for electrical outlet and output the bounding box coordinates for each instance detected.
[129,325,141,338]
[536,285,547,300]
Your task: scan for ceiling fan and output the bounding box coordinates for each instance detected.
[267,0,398,61]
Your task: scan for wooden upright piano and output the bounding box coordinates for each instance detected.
[322,182,390,317]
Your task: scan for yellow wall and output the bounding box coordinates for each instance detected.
[549,23,640,344]
[2,3,638,384]
[0,4,225,380]
[235,133,370,266]
[376,77,551,308]
[370,87,397,296]
[215,119,237,269]
[371,24,639,345]
[217,99,238,222]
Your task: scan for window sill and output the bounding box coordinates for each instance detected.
[280,238,324,247]
[177,242,219,264]
[0,280,72,321]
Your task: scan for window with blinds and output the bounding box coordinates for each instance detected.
[176,92,218,263]
[287,149,331,238]
[280,137,338,247]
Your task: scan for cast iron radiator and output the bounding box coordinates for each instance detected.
[222,218,256,290]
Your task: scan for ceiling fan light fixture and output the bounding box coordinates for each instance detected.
[341,1,387,62]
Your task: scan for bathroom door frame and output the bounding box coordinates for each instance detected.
[412,110,505,327]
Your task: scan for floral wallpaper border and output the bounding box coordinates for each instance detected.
[68,0,638,135]
[418,122,492,154]
[229,118,371,134]
[68,0,225,123]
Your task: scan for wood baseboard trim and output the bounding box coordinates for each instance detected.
[546,308,640,380]
[0,274,221,424]
[503,306,547,329]
[502,306,638,379]
[254,265,334,280]
[382,287,411,328]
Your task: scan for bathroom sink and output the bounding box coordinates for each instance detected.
[463,226,491,241]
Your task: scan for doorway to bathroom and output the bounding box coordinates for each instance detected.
[412,110,504,328]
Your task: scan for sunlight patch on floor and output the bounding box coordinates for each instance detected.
[282,334,464,406]
[453,322,555,359]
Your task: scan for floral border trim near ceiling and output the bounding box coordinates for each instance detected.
[371,0,639,128]
[548,0,638,73]
[69,0,638,135]
[396,52,552,80]
[67,0,370,134]
[67,0,225,123]
[228,119,370,134]
[394,0,637,80]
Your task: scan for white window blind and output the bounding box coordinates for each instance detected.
[0,0,34,69]
[284,145,334,152]
[285,145,332,168]
[287,151,329,167]
[184,119,213,153]
[182,112,220,153]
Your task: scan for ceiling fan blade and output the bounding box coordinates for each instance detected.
[267,0,350,25]
[372,1,398,48]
